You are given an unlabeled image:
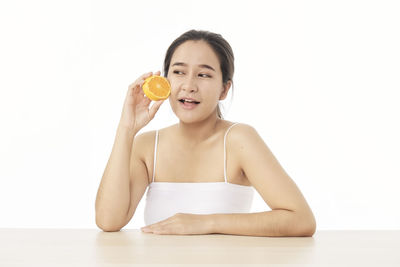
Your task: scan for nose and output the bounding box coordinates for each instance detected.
[181,76,198,93]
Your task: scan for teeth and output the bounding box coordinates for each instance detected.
[180,99,199,104]
[180,99,196,103]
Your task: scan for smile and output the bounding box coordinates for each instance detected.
[178,98,200,110]
[178,99,200,104]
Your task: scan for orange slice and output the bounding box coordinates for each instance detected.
[142,75,171,101]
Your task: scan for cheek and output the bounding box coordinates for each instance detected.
[169,87,180,101]
[168,81,180,96]
[167,75,177,87]
[168,95,177,108]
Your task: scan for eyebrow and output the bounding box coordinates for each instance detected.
[171,62,216,72]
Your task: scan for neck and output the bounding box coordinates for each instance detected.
[178,115,221,145]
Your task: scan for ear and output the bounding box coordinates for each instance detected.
[219,81,232,100]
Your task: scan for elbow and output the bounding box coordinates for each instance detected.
[97,223,122,232]
[298,214,316,237]
[95,214,124,232]
[96,220,122,232]
[301,222,316,237]
[287,210,316,237]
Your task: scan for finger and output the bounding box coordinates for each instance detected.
[144,220,161,228]
[129,72,153,91]
[143,96,151,105]
[133,70,159,95]
[138,71,153,81]
[148,100,165,119]
[138,78,147,89]
[132,77,150,97]
[141,227,153,233]
[129,74,148,89]
[154,70,161,76]
[145,217,171,230]
[149,225,167,235]
[132,79,145,95]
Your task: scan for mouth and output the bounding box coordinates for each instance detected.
[178,98,201,104]
[178,98,201,110]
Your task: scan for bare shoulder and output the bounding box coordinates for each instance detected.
[132,124,176,160]
[230,122,258,134]
[134,130,156,144]
[134,131,156,147]
[228,123,261,145]
[227,123,270,160]
[132,130,157,161]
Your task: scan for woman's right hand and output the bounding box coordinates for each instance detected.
[119,71,165,132]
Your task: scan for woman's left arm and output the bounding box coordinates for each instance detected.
[206,124,316,237]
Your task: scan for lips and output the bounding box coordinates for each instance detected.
[178,97,200,110]
[178,98,200,104]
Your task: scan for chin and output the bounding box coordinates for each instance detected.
[176,112,217,125]
[176,114,202,124]
[170,102,217,124]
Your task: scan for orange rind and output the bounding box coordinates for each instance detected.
[142,75,171,101]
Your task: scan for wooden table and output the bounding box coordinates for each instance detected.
[1,229,399,266]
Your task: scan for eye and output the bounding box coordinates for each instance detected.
[173,70,184,75]
[198,73,212,78]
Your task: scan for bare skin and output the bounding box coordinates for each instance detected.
[95,40,316,236]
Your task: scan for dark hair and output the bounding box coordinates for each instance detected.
[163,30,234,119]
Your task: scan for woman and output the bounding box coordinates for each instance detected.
[95,30,316,237]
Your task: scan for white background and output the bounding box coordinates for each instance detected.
[0,0,399,230]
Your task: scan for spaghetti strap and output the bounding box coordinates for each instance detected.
[223,123,240,183]
[144,123,255,226]
[152,130,159,183]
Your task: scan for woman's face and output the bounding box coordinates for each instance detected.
[167,40,229,123]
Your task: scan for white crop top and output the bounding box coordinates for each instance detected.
[143,123,254,226]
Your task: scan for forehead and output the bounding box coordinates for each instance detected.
[170,40,220,70]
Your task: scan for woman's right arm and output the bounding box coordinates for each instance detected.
[95,71,164,232]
